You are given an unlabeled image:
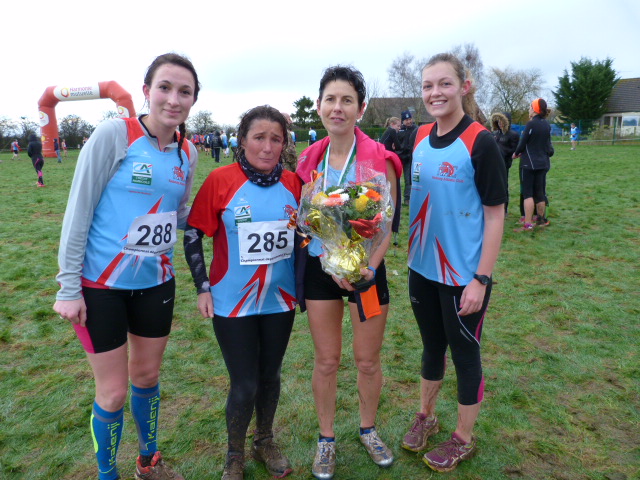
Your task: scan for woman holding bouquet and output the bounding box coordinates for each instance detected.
[296,65,402,479]
[184,105,301,480]
[402,53,507,472]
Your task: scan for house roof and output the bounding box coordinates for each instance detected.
[362,97,435,126]
[604,78,640,113]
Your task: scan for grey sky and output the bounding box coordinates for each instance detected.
[2,0,638,127]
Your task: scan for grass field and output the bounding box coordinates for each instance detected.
[0,143,638,480]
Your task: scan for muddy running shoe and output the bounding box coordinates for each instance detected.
[135,451,184,480]
[536,217,550,227]
[312,438,336,479]
[252,437,292,478]
[513,223,534,232]
[221,452,244,480]
[423,432,477,472]
[402,413,439,452]
[359,427,394,467]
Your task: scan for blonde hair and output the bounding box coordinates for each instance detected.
[384,116,401,128]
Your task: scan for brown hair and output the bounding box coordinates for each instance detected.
[236,105,289,162]
[144,53,200,166]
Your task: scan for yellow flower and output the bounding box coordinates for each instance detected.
[312,192,329,205]
[355,195,370,212]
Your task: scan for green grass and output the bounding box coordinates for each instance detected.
[0,144,638,479]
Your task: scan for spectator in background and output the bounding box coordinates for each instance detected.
[229,132,238,160]
[61,138,68,159]
[54,138,62,163]
[397,110,417,205]
[513,98,553,231]
[281,113,298,172]
[211,130,222,163]
[27,134,45,187]
[221,130,229,158]
[380,116,403,245]
[309,127,317,145]
[570,123,578,150]
[11,139,20,159]
[490,112,519,215]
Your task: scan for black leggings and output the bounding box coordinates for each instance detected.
[408,269,491,406]
[213,310,295,453]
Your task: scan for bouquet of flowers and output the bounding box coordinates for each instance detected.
[297,168,394,283]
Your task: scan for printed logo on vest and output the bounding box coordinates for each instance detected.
[437,162,456,177]
[412,162,422,182]
[234,205,252,224]
[172,166,186,184]
[132,162,153,185]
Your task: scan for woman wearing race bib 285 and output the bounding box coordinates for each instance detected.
[53,53,200,480]
[184,105,302,480]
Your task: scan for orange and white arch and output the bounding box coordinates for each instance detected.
[38,81,136,158]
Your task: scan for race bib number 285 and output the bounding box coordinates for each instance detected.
[122,211,177,257]
[238,220,294,265]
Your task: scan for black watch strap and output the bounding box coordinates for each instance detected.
[473,273,492,286]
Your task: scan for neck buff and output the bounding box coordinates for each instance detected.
[238,152,283,187]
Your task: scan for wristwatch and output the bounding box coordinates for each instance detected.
[473,273,492,286]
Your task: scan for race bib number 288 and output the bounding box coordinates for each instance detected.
[238,220,294,265]
[122,211,177,257]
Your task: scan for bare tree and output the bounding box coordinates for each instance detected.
[187,110,217,134]
[450,43,485,100]
[387,52,425,99]
[487,67,544,121]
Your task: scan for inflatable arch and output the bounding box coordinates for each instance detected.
[38,81,136,158]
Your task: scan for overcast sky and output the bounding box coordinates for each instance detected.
[2,0,638,128]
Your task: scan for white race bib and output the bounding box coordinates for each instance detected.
[122,211,177,257]
[238,220,294,265]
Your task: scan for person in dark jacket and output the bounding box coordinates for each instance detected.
[397,110,417,204]
[27,134,45,187]
[513,98,553,230]
[380,117,403,243]
[210,130,222,162]
[490,112,519,214]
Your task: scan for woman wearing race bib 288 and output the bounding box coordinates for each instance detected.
[184,105,302,480]
[53,53,201,480]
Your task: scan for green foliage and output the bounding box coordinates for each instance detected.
[0,144,639,479]
[58,115,95,147]
[291,96,320,129]
[553,57,619,132]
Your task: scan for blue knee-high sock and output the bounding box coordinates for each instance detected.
[130,383,161,456]
[91,401,124,480]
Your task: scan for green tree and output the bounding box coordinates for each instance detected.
[553,57,618,132]
[291,96,320,128]
[59,115,94,148]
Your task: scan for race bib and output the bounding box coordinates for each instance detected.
[238,220,294,265]
[122,211,177,257]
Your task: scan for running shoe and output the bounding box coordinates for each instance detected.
[359,427,394,467]
[536,217,550,227]
[423,432,477,472]
[402,413,439,452]
[312,439,336,479]
[135,451,184,480]
[513,223,534,232]
[221,453,244,480]
[252,436,292,478]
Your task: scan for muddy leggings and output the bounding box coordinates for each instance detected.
[213,310,295,454]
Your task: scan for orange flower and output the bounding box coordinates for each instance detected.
[365,189,382,201]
